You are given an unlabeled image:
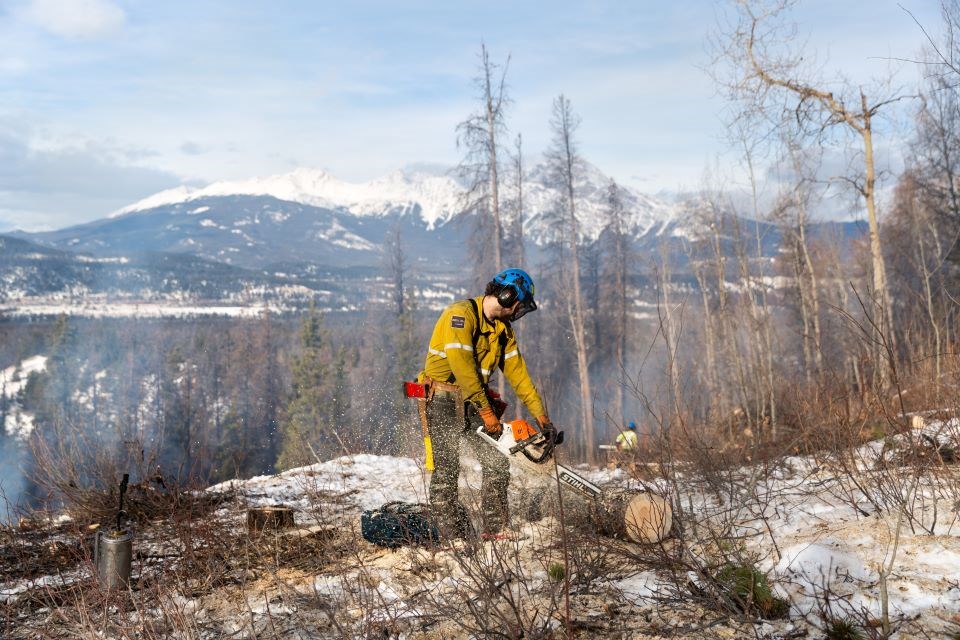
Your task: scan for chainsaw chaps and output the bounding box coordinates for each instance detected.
[475,424,603,500]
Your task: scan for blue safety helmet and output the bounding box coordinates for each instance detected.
[627,421,637,430]
[492,268,537,321]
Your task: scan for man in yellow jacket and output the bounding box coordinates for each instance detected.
[616,421,639,452]
[418,268,554,539]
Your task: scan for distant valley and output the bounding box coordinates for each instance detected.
[0,165,866,318]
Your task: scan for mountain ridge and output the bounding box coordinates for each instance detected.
[109,162,684,243]
[1,163,868,315]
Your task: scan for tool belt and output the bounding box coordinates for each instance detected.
[405,377,467,436]
[425,377,466,422]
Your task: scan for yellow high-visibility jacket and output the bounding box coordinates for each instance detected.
[420,296,545,418]
[616,430,638,451]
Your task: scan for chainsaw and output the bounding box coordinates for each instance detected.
[403,380,602,500]
[476,419,603,500]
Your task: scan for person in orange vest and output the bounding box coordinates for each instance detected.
[417,268,555,539]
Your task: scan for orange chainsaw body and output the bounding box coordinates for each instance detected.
[506,419,539,441]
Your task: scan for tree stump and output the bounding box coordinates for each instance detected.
[247,506,295,534]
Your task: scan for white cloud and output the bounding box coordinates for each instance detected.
[0,127,181,231]
[21,0,124,40]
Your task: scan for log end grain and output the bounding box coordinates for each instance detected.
[623,493,672,544]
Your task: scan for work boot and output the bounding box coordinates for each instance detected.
[430,501,471,542]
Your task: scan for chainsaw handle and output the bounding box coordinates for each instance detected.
[520,444,553,464]
[474,421,561,466]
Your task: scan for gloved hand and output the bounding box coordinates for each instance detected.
[478,406,503,439]
[536,415,558,444]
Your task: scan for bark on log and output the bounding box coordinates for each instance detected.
[247,506,295,534]
[516,485,672,544]
[594,491,672,544]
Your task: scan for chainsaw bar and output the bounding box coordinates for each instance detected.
[476,424,603,500]
[554,464,603,499]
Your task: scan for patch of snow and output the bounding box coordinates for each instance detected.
[2,355,47,438]
[612,571,665,606]
[208,454,426,512]
[315,220,377,251]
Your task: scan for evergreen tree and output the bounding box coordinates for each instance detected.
[277,306,336,470]
[216,313,283,479]
[32,314,79,427]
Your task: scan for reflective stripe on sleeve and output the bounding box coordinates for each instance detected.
[504,349,519,360]
[429,348,447,358]
[480,368,491,377]
[445,343,474,352]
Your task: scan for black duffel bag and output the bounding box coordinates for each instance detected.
[360,501,440,548]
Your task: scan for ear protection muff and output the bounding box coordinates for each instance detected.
[497,284,519,308]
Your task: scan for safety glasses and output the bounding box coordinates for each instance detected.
[509,297,537,321]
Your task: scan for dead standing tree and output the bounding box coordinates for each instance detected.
[457,43,511,285]
[601,180,632,425]
[510,133,527,269]
[546,94,596,462]
[717,0,912,386]
[778,138,825,387]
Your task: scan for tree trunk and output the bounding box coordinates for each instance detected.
[658,260,683,425]
[862,92,896,383]
[694,265,720,419]
[519,487,672,544]
[552,95,595,462]
[514,134,525,269]
[485,57,502,273]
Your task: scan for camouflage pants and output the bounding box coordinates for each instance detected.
[427,392,510,537]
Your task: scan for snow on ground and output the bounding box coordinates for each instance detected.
[1,355,46,438]
[5,418,960,637]
[200,421,960,635]
[208,454,429,513]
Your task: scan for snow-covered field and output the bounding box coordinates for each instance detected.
[3,418,960,638]
[206,436,960,636]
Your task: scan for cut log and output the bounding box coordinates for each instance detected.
[515,484,672,544]
[247,506,295,534]
[603,492,672,544]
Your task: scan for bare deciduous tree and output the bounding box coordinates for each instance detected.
[457,43,511,284]
[546,94,595,461]
[601,180,632,424]
[716,0,912,384]
[510,133,526,269]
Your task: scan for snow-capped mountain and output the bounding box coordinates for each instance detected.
[1,162,866,314]
[115,167,469,231]
[9,162,694,274]
[113,162,684,244]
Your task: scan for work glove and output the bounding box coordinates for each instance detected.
[536,416,562,446]
[478,406,503,439]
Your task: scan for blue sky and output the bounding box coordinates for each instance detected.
[0,0,944,231]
